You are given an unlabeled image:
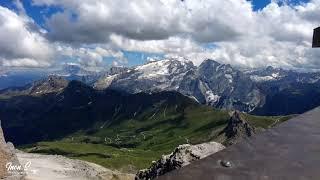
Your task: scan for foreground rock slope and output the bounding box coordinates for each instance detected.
[136,141,225,180]
[0,122,25,179]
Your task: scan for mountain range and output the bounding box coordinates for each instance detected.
[246,66,320,115]
[94,59,320,115]
[95,59,263,112]
[51,63,104,85]
[0,69,47,90]
[1,59,320,116]
[0,63,104,90]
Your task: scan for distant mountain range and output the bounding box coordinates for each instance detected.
[95,59,263,112]
[94,59,320,115]
[0,64,104,90]
[0,69,47,90]
[246,66,320,84]
[245,66,320,115]
[1,58,320,115]
[51,63,103,85]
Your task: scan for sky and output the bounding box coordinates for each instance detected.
[0,0,319,71]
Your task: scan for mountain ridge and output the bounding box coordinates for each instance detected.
[2,58,320,115]
[96,59,264,112]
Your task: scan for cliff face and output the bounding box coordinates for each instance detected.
[0,122,9,178]
[0,151,9,178]
[0,122,24,179]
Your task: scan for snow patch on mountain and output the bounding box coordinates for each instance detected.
[205,90,220,104]
[250,72,284,82]
[250,75,276,82]
[135,60,170,79]
[225,74,233,83]
[94,74,119,89]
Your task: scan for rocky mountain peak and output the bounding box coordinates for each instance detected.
[109,66,128,75]
[266,66,274,72]
[247,65,288,82]
[223,111,256,145]
[199,59,221,70]
[198,59,235,79]
[29,75,69,95]
[0,76,70,97]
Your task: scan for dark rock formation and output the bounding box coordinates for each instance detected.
[135,141,225,180]
[223,111,256,145]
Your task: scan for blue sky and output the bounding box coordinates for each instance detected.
[251,0,273,10]
[0,0,318,70]
[251,0,310,10]
[0,0,62,26]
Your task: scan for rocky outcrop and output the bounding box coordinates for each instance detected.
[28,76,69,96]
[135,141,225,180]
[0,122,25,179]
[0,76,69,97]
[0,123,8,178]
[223,111,256,145]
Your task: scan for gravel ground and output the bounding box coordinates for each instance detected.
[16,152,134,180]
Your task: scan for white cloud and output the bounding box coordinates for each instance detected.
[33,0,254,43]
[56,44,126,67]
[1,58,51,67]
[2,0,320,70]
[30,0,320,70]
[109,34,202,55]
[208,1,320,69]
[0,6,54,67]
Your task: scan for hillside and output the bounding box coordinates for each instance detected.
[0,79,293,173]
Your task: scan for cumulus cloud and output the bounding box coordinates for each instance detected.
[2,0,320,70]
[30,0,320,70]
[33,0,254,44]
[109,34,202,55]
[209,1,320,69]
[0,6,54,67]
[56,45,126,67]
